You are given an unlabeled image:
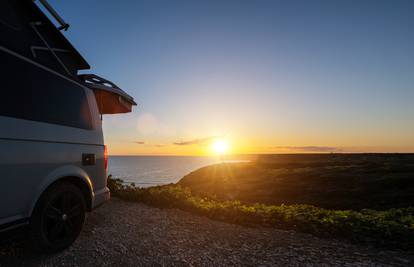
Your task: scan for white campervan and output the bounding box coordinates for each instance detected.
[0,0,136,252]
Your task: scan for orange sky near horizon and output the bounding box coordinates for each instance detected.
[102,112,414,156]
[104,133,414,156]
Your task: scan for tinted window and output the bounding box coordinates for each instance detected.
[0,50,92,129]
[0,1,22,30]
[0,75,24,119]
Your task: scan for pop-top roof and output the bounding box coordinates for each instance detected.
[78,74,137,114]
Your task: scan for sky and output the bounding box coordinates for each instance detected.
[47,0,414,155]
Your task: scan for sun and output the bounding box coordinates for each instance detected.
[211,139,229,154]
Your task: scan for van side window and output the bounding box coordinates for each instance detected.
[0,84,24,119]
[0,50,93,130]
[27,71,93,130]
[0,0,22,30]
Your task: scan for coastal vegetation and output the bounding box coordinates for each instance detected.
[179,154,414,210]
[108,154,414,249]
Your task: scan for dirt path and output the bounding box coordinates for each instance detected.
[1,198,413,266]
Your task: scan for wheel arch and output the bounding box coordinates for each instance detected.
[28,166,94,217]
[46,176,93,211]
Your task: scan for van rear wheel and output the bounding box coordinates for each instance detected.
[29,182,86,253]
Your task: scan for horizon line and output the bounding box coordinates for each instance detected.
[108,152,414,157]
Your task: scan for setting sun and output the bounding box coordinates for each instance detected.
[211,139,229,154]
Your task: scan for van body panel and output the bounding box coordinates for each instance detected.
[0,116,103,146]
[0,48,108,229]
[0,129,107,224]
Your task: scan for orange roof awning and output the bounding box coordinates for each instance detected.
[78,74,137,114]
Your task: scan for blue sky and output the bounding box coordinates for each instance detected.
[47,0,414,154]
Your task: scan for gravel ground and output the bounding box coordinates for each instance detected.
[1,198,413,267]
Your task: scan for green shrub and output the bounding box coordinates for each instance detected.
[107,177,414,249]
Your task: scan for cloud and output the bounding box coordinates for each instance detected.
[134,141,169,147]
[173,136,222,146]
[154,144,168,147]
[271,146,343,153]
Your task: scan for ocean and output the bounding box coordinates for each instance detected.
[108,156,221,187]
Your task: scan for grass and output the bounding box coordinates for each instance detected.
[179,154,414,210]
[108,176,414,249]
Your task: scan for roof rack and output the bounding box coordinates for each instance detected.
[78,74,137,114]
[36,0,70,31]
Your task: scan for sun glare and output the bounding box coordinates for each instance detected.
[211,139,229,154]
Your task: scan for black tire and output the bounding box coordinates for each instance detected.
[29,182,86,253]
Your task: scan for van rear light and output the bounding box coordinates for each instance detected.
[104,145,108,170]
